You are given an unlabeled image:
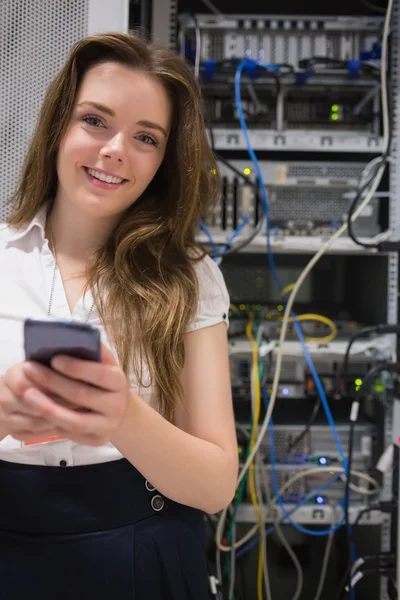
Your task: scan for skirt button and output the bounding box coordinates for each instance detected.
[151,495,165,512]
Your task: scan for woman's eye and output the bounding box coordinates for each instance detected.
[136,133,157,146]
[82,114,103,127]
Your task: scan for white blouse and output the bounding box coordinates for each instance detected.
[0,206,230,466]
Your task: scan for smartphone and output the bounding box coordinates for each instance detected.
[24,318,101,367]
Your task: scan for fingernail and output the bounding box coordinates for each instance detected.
[26,387,44,402]
[52,356,67,370]
[24,363,38,376]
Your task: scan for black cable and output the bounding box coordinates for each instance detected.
[342,324,400,394]
[204,124,266,258]
[336,560,353,600]
[344,413,357,598]
[285,397,321,454]
[346,156,389,249]
[360,0,387,13]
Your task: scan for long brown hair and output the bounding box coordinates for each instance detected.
[7,33,220,421]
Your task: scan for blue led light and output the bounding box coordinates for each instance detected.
[316,496,325,505]
[319,457,328,466]
[282,387,290,396]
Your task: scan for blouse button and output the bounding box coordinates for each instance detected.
[222,313,227,320]
[59,460,68,467]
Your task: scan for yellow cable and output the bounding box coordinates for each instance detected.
[278,283,337,343]
[280,283,295,297]
[230,303,239,312]
[273,313,337,343]
[246,314,264,600]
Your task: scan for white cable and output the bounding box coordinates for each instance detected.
[216,544,223,594]
[193,18,201,80]
[216,466,380,552]
[261,463,304,600]
[178,14,201,80]
[200,0,222,14]
[216,0,392,554]
[313,504,336,600]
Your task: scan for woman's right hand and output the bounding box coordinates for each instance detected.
[0,362,58,442]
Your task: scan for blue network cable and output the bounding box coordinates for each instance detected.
[236,471,343,557]
[198,220,218,255]
[268,409,345,537]
[234,59,348,471]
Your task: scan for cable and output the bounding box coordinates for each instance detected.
[347,157,388,248]
[178,12,201,80]
[269,416,346,537]
[260,417,304,600]
[285,397,321,455]
[228,519,236,599]
[216,466,379,553]
[278,285,338,342]
[255,452,272,600]
[344,361,399,596]
[238,471,343,558]
[205,133,266,258]
[200,0,222,14]
[342,325,400,394]
[274,313,338,344]
[245,314,265,600]
[346,0,393,248]
[360,0,387,12]
[313,505,337,600]
[256,344,272,600]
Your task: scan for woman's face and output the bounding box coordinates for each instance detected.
[56,61,172,219]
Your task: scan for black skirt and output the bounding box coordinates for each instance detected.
[0,457,210,599]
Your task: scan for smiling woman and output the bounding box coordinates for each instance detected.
[0,32,237,599]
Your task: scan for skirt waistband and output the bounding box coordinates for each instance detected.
[0,458,198,535]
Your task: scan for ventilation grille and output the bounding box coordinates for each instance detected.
[287,165,363,180]
[0,0,89,222]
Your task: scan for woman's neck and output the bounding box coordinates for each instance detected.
[46,199,118,262]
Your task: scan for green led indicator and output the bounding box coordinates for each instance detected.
[355,378,362,386]
[277,304,284,311]
[375,384,385,393]
[331,113,339,121]
[331,104,339,112]
[355,385,361,392]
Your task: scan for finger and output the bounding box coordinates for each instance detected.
[6,413,57,434]
[24,387,107,436]
[2,370,47,417]
[99,343,119,367]
[50,354,123,392]
[0,381,43,418]
[23,362,106,412]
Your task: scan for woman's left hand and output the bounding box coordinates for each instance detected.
[21,344,129,446]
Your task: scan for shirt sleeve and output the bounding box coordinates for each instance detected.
[186,255,230,333]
